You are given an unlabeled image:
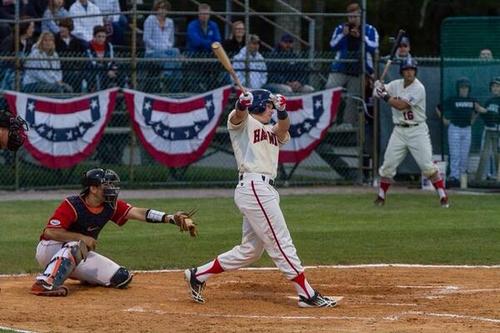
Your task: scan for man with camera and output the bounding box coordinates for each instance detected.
[325,2,379,128]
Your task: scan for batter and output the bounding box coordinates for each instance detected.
[374,58,449,207]
[184,89,338,308]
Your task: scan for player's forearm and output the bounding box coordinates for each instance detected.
[387,97,410,111]
[43,228,90,243]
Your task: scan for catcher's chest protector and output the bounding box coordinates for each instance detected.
[66,196,114,239]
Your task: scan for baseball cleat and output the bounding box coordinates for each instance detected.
[374,196,385,206]
[184,268,206,304]
[30,280,69,297]
[440,196,450,208]
[298,291,338,308]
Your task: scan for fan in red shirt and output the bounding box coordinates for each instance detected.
[31,168,197,297]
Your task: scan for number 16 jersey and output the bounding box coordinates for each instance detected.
[385,77,426,125]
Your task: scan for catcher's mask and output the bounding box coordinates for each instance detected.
[0,113,28,151]
[248,89,274,114]
[81,168,121,207]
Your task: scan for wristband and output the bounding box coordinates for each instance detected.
[277,110,288,120]
[383,94,391,102]
[145,209,166,223]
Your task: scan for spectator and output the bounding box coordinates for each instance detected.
[264,33,314,94]
[22,31,73,93]
[42,0,69,35]
[479,48,493,60]
[55,17,87,92]
[143,0,181,90]
[186,3,221,53]
[232,34,267,89]
[85,25,118,91]
[221,20,245,56]
[475,77,500,181]
[435,77,482,187]
[0,18,35,90]
[69,0,102,42]
[325,1,379,127]
[395,36,411,61]
[91,0,128,45]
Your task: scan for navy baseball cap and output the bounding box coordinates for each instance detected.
[280,33,294,43]
[399,36,410,47]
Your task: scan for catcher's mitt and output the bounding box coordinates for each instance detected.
[169,209,198,237]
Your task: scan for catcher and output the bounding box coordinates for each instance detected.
[31,168,197,296]
[0,110,28,151]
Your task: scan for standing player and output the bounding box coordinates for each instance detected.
[0,110,28,151]
[31,168,197,296]
[373,58,449,207]
[435,77,482,187]
[184,90,339,308]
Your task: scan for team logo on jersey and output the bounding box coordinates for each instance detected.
[276,87,343,163]
[124,86,231,167]
[49,219,61,226]
[253,128,278,146]
[4,89,118,168]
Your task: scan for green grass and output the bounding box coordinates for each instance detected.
[0,193,499,274]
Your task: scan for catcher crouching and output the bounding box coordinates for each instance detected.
[31,168,197,296]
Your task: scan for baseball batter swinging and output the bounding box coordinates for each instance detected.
[31,168,197,296]
[374,58,449,207]
[184,90,338,308]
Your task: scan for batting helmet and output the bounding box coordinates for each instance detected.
[456,77,471,94]
[399,57,418,75]
[490,76,500,90]
[248,89,273,114]
[81,168,121,206]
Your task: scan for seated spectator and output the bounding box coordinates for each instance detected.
[143,0,181,90]
[479,48,493,60]
[186,3,221,53]
[0,17,35,90]
[85,25,119,91]
[232,34,267,89]
[55,17,87,92]
[221,20,245,56]
[22,32,73,93]
[395,36,411,61]
[69,0,102,42]
[92,0,128,45]
[42,0,69,35]
[264,33,314,94]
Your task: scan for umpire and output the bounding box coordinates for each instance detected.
[0,110,28,151]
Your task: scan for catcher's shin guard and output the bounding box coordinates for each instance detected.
[110,267,133,288]
[37,240,88,291]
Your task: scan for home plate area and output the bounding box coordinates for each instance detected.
[0,266,499,333]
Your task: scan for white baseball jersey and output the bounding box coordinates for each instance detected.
[227,110,290,179]
[385,78,426,124]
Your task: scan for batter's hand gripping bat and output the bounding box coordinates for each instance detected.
[211,42,247,93]
[379,29,406,82]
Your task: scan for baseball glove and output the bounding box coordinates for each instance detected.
[169,209,198,237]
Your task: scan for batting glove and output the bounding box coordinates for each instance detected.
[272,94,286,112]
[373,80,384,90]
[376,87,391,102]
[236,92,253,110]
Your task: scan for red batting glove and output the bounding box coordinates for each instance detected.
[236,92,253,110]
[273,94,286,111]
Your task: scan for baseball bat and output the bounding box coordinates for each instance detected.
[379,29,406,82]
[211,42,247,93]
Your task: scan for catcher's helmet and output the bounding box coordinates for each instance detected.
[399,57,418,75]
[248,89,273,114]
[81,168,121,207]
[456,77,471,94]
[490,76,500,90]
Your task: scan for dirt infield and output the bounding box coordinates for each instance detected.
[1,266,499,333]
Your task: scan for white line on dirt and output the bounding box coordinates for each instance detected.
[1,264,499,278]
[125,306,375,321]
[0,326,36,333]
[407,311,500,324]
